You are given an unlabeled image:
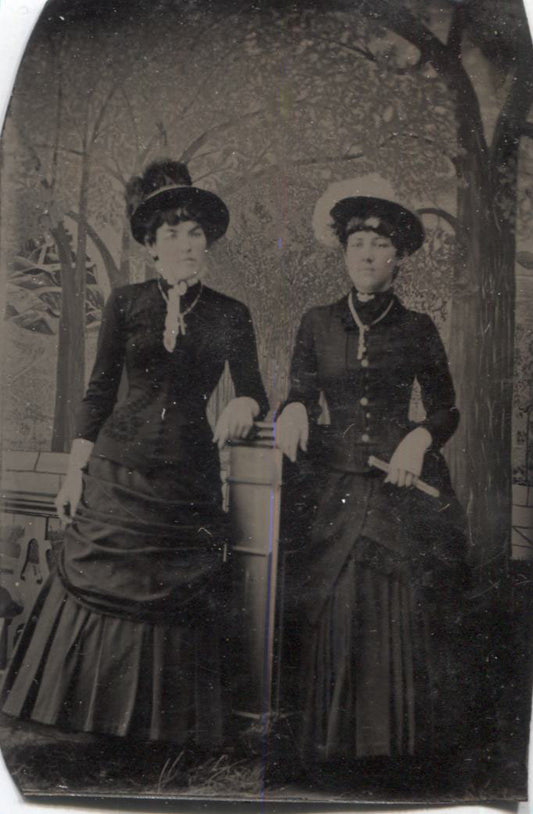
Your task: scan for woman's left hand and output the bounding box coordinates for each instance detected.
[385,427,432,488]
[213,397,260,449]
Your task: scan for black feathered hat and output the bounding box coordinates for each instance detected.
[127,160,229,245]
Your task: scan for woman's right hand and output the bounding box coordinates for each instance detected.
[275,402,309,462]
[54,438,93,525]
[55,470,83,526]
[55,471,83,526]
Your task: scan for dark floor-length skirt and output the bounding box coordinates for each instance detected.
[1,456,230,746]
[300,544,433,761]
[298,471,439,762]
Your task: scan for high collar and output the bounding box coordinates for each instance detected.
[350,288,395,325]
[337,289,402,331]
[156,277,202,307]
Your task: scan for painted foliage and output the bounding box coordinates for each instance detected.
[1,0,532,570]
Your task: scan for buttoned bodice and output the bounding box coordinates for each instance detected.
[75,279,269,473]
[286,293,458,473]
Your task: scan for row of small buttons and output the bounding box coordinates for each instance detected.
[361,366,371,442]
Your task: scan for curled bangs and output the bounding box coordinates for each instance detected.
[144,204,212,245]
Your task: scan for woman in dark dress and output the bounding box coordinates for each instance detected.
[1,161,268,759]
[275,179,466,770]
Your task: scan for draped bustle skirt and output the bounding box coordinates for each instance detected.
[1,456,230,746]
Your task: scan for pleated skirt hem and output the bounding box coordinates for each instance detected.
[1,574,225,746]
[300,548,432,762]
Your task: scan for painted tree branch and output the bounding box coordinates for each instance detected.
[100,161,126,187]
[356,0,489,158]
[179,35,258,120]
[66,210,122,289]
[89,70,130,147]
[446,3,466,59]
[489,52,533,178]
[134,125,168,170]
[310,34,376,62]
[378,131,456,166]
[416,207,459,231]
[179,109,265,166]
[32,143,85,158]
[220,151,365,197]
[120,86,141,155]
[14,124,45,177]
[50,44,64,196]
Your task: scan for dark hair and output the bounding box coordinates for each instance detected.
[127,158,230,246]
[143,204,211,246]
[126,160,213,246]
[333,215,404,255]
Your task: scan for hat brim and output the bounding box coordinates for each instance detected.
[130,186,229,244]
[330,196,424,256]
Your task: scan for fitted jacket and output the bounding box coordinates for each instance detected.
[75,279,269,473]
[283,291,466,623]
[286,291,459,474]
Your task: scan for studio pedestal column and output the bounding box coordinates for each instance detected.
[227,422,282,722]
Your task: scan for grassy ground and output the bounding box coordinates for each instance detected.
[0,716,265,799]
[0,712,527,805]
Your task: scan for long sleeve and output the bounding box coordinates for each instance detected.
[74,288,126,442]
[285,310,322,422]
[416,314,459,448]
[227,303,269,419]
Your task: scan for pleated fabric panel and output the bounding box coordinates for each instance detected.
[300,549,433,760]
[1,575,223,746]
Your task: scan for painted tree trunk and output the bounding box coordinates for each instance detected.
[51,151,91,451]
[447,147,516,576]
[357,0,532,581]
[67,211,123,290]
[51,220,77,451]
[74,145,90,374]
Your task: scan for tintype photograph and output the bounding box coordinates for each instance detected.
[0,0,532,806]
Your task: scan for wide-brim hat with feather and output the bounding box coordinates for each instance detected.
[312,174,424,256]
[127,160,229,245]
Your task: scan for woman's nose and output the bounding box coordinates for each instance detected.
[176,235,191,251]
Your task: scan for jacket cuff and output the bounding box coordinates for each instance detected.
[420,406,460,449]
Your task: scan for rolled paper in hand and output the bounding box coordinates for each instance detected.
[368,455,440,499]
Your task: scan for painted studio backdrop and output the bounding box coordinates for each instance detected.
[2,0,533,570]
[0,0,532,801]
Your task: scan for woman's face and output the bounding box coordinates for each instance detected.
[148,219,208,284]
[344,230,400,294]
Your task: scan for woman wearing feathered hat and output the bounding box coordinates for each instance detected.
[1,160,268,769]
[275,177,466,770]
